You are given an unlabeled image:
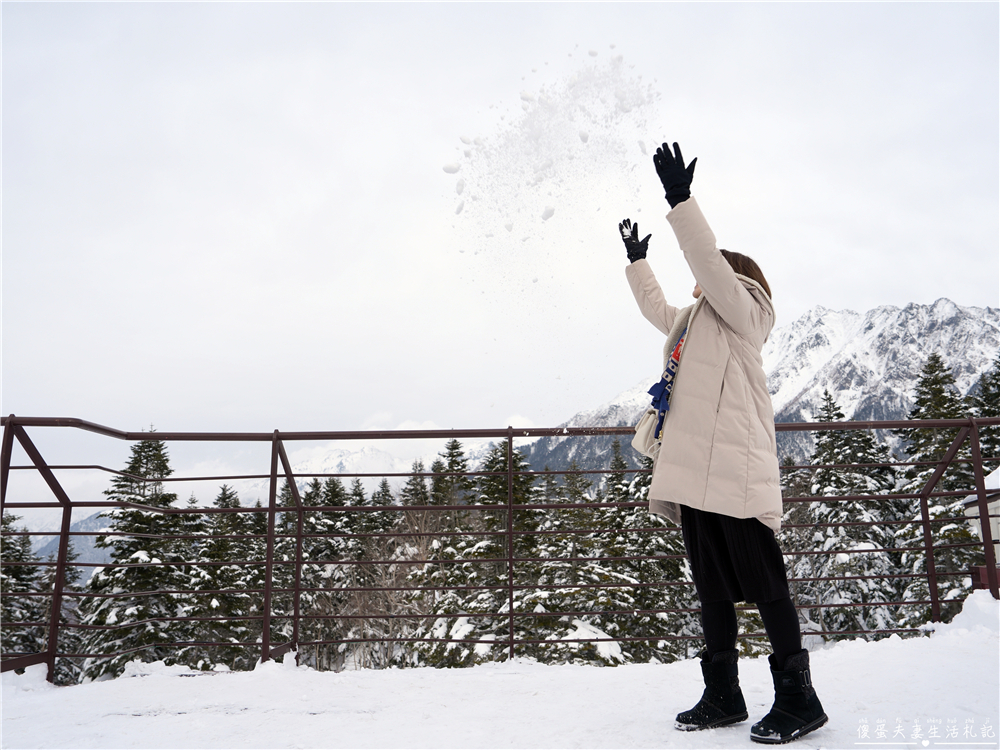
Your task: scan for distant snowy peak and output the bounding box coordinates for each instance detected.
[291,445,411,478]
[581,297,997,430]
[240,445,414,503]
[763,299,999,424]
[562,380,652,429]
[762,306,865,415]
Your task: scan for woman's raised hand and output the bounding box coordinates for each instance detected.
[619,218,651,263]
[653,141,697,208]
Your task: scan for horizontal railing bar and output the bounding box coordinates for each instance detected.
[1,532,985,570]
[784,541,990,558]
[10,455,998,483]
[781,489,985,503]
[4,572,954,603]
[0,417,633,441]
[0,590,241,601]
[8,512,998,547]
[781,514,1000,530]
[55,617,266,631]
[297,608,710,621]
[5,466,653,480]
[779,455,1000,472]
[6,415,997,438]
[0,653,48,673]
[3,487,984,515]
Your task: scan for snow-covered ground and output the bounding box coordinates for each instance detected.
[3,592,998,749]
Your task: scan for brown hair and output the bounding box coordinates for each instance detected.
[720,249,772,299]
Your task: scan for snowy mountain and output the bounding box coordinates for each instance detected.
[763,298,998,424]
[524,298,999,473]
[34,512,113,567]
[520,381,651,476]
[238,444,416,503]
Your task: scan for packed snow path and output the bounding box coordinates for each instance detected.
[3,592,998,749]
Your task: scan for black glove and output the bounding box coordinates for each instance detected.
[653,141,697,208]
[619,218,651,263]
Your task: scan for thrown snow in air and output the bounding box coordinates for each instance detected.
[3,592,997,749]
[443,54,660,303]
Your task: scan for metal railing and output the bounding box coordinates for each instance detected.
[1,414,997,682]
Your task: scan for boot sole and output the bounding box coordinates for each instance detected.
[750,712,829,744]
[675,712,749,732]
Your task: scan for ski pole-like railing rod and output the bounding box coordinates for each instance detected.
[1,414,997,682]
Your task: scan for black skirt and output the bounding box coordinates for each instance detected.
[680,504,790,604]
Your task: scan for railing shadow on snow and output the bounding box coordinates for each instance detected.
[1,415,997,683]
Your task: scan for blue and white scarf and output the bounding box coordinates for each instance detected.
[646,298,701,439]
[647,327,687,439]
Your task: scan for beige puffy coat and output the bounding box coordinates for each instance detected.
[625,197,783,531]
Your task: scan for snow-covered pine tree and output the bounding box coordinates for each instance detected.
[168,494,216,671]
[400,459,442,560]
[968,354,1000,468]
[894,353,974,492]
[520,460,614,665]
[400,460,430,506]
[361,477,395,539]
[300,477,353,671]
[406,443,474,613]
[0,513,47,661]
[77,438,191,681]
[430,438,475,532]
[327,475,412,669]
[186,484,256,671]
[785,391,899,641]
[296,477,361,671]
[409,441,537,666]
[893,354,984,626]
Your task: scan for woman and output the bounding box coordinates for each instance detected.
[618,142,827,745]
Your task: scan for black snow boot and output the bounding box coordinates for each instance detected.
[674,649,748,731]
[750,649,828,744]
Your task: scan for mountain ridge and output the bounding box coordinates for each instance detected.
[525,297,999,473]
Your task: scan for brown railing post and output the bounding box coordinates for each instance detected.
[968,420,999,599]
[12,425,75,682]
[261,430,280,663]
[0,415,15,514]
[506,426,515,662]
[46,503,73,682]
[276,439,304,662]
[916,493,940,622]
[916,426,972,622]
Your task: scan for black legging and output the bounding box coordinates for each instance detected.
[702,597,801,664]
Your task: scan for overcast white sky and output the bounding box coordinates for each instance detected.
[2,3,998,519]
